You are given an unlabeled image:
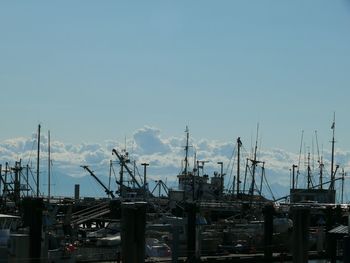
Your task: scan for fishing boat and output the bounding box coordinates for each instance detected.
[0,213,29,262]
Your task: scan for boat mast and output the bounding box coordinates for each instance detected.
[236,137,242,196]
[315,130,324,189]
[292,164,297,189]
[307,152,312,189]
[217,161,224,195]
[184,126,189,175]
[108,160,112,193]
[319,156,324,189]
[341,168,345,203]
[296,130,304,188]
[26,164,29,196]
[4,162,8,204]
[250,124,259,196]
[36,124,41,197]
[193,150,197,175]
[259,162,265,195]
[330,113,336,191]
[48,130,51,200]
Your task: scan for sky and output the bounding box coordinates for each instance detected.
[1,1,350,200]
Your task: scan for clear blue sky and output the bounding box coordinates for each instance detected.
[1,1,350,153]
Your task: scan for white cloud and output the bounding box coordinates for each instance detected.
[83,149,109,165]
[1,137,35,153]
[133,126,171,154]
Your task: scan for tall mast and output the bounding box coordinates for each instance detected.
[184,126,189,175]
[236,137,242,196]
[315,130,324,189]
[26,164,29,196]
[36,124,41,197]
[14,161,21,204]
[330,113,336,191]
[341,169,345,204]
[108,160,112,193]
[119,165,124,198]
[250,124,259,196]
[296,130,304,188]
[259,162,265,195]
[319,156,324,189]
[141,162,149,197]
[292,164,297,189]
[193,150,197,174]
[4,162,8,204]
[307,152,311,189]
[48,130,51,200]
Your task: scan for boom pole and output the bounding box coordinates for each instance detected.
[81,165,115,198]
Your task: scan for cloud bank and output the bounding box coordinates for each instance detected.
[1,126,349,200]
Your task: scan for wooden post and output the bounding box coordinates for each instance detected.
[291,206,310,263]
[141,163,149,198]
[172,226,180,263]
[121,202,147,263]
[74,184,80,201]
[22,197,43,263]
[186,202,196,262]
[343,236,350,263]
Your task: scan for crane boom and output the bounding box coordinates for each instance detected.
[81,165,115,198]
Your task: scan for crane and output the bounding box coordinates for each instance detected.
[112,149,142,188]
[81,165,115,198]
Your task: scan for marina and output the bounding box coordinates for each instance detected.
[1,0,349,262]
[0,124,349,263]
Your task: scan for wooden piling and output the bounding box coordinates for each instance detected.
[22,197,43,263]
[263,204,274,262]
[291,206,310,263]
[186,202,197,262]
[121,202,147,263]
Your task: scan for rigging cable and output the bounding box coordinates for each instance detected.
[296,130,304,188]
[26,135,37,166]
[224,142,237,192]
